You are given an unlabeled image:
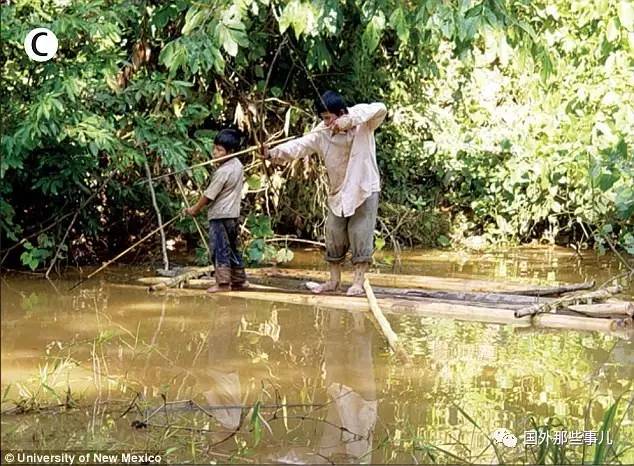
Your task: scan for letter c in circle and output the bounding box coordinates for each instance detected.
[31,32,48,57]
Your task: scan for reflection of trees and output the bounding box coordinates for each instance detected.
[317,311,378,464]
[385,318,634,463]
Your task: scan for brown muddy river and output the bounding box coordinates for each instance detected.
[1,247,633,464]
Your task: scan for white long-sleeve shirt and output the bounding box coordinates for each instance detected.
[270,102,387,217]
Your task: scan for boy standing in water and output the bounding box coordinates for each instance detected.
[185,129,248,292]
[264,91,386,296]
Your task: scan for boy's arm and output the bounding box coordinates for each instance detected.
[267,130,323,162]
[186,196,209,216]
[185,171,227,215]
[337,103,387,132]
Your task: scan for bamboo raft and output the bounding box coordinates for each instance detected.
[136,267,633,338]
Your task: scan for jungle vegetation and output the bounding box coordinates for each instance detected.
[1,0,633,269]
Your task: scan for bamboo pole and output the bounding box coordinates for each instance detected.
[144,159,169,272]
[139,136,296,185]
[249,267,562,293]
[263,237,326,248]
[363,279,412,364]
[69,214,181,290]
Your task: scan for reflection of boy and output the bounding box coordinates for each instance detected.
[203,306,244,431]
[185,129,248,292]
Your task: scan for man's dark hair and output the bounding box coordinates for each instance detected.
[315,90,348,116]
[214,128,242,153]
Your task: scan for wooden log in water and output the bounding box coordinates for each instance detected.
[532,313,631,334]
[147,266,213,292]
[248,267,575,294]
[567,302,634,317]
[353,286,553,307]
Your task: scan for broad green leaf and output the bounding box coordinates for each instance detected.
[362,13,386,53]
[182,8,207,35]
[389,8,410,44]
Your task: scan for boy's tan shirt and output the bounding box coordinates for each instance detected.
[270,103,387,217]
[204,157,243,219]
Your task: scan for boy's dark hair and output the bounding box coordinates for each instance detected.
[214,128,242,153]
[315,90,348,116]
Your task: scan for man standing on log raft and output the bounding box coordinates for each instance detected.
[264,91,387,296]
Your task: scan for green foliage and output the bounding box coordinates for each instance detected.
[1,0,632,269]
[19,235,54,270]
[244,214,275,264]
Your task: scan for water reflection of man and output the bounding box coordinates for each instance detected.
[318,310,378,464]
[203,304,244,431]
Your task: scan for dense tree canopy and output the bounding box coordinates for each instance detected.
[1,0,633,269]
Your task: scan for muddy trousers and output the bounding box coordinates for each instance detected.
[209,218,247,286]
[325,192,379,265]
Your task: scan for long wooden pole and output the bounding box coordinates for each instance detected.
[363,279,412,364]
[69,214,181,290]
[567,302,634,317]
[139,136,296,185]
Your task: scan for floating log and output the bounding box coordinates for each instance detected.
[514,286,623,318]
[363,279,411,364]
[139,276,552,309]
[148,266,213,292]
[567,302,634,317]
[532,314,632,334]
[347,285,552,308]
[249,267,577,294]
